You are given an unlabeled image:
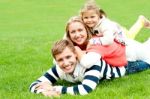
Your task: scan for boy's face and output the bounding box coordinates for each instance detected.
[82,10,100,28]
[55,47,77,74]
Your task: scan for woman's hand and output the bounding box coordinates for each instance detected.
[75,46,86,60]
[86,42,92,49]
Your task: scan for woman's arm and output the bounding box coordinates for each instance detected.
[75,46,101,68]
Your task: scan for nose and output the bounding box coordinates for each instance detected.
[75,32,81,37]
[63,59,70,66]
[87,18,91,22]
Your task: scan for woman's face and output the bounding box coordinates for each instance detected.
[68,21,88,45]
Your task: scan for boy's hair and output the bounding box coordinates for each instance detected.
[51,39,76,59]
[80,0,106,19]
[65,16,92,45]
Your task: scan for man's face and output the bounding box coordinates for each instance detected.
[55,47,77,74]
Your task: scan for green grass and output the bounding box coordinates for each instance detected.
[0,0,150,99]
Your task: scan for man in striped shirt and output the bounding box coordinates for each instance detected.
[29,39,150,97]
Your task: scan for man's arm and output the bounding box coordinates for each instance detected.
[29,65,61,94]
[52,64,101,95]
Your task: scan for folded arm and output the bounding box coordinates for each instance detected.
[53,65,101,95]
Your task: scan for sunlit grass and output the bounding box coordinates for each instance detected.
[0,0,150,99]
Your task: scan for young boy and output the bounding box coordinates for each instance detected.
[29,39,150,97]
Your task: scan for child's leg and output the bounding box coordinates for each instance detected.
[126,39,150,64]
[127,15,145,39]
[143,38,150,47]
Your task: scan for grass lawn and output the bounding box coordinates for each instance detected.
[0,0,150,99]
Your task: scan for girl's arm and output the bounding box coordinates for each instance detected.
[91,19,121,45]
[89,30,115,46]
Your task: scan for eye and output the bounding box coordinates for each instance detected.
[91,16,95,18]
[66,55,71,59]
[70,30,75,34]
[78,28,83,32]
[83,16,88,19]
[57,58,63,62]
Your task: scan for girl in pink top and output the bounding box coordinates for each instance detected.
[78,0,150,66]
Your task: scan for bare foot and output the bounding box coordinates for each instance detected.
[139,15,150,29]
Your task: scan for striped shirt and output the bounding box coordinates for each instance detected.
[29,59,125,95]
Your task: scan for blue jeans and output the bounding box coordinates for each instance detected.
[125,60,150,75]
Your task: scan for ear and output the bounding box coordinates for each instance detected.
[74,51,78,58]
[73,50,78,60]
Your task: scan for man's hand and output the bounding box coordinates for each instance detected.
[41,90,60,97]
[35,82,52,91]
[35,82,61,97]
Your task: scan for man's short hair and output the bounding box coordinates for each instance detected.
[51,39,75,59]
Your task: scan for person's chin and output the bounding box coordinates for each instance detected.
[64,67,74,74]
[88,24,95,28]
[76,41,84,45]
[88,24,93,28]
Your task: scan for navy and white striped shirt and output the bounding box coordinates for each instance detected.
[29,59,125,95]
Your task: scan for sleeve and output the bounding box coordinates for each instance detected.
[94,21,117,45]
[89,30,115,46]
[79,52,101,68]
[29,65,61,94]
[99,29,115,45]
[53,65,102,95]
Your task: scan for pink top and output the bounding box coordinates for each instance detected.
[87,40,127,67]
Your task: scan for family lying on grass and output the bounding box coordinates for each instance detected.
[29,0,150,97]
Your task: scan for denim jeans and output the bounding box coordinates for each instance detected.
[125,60,150,75]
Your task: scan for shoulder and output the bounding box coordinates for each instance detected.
[46,64,65,79]
[83,62,101,81]
[102,18,116,27]
[84,61,101,73]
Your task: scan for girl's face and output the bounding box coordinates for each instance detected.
[68,21,88,45]
[82,10,100,28]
